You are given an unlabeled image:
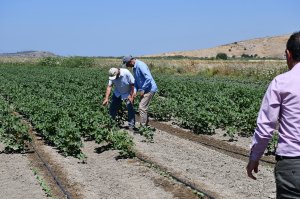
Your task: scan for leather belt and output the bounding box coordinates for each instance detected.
[276,155,300,161]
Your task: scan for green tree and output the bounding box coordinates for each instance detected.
[216,53,228,60]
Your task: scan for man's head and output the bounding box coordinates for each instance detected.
[286,31,300,69]
[108,68,120,80]
[122,55,135,68]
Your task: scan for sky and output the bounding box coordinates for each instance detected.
[0,0,299,57]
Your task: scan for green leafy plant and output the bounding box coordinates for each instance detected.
[32,168,54,198]
[266,131,279,155]
[137,126,155,143]
[107,129,135,158]
[0,97,32,152]
[225,126,238,142]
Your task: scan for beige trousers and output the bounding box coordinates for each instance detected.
[139,92,155,126]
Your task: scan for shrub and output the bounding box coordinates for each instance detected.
[241,54,253,59]
[39,57,61,66]
[216,53,228,60]
[63,57,95,68]
[39,57,95,67]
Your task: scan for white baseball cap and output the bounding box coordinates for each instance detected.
[108,68,119,80]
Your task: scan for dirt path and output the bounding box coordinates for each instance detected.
[0,144,48,199]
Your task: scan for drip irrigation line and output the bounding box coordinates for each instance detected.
[29,141,73,199]
[136,154,216,199]
[150,120,276,165]
[182,136,275,165]
[3,95,74,199]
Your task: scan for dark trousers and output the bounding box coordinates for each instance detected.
[275,158,300,198]
[109,94,135,127]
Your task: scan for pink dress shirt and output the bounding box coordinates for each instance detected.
[250,63,300,161]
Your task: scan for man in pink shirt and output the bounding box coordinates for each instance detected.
[247,31,300,198]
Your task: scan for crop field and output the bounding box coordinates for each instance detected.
[0,58,284,198]
[0,65,137,159]
[0,63,271,155]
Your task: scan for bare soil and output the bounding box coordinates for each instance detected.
[146,34,289,59]
[0,120,277,199]
[133,122,276,199]
[0,144,48,199]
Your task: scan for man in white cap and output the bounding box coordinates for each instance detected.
[102,67,136,130]
[123,55,158,127]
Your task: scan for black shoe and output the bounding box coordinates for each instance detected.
[128,127,139,133]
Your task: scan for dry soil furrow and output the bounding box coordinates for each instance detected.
[129,128,276,199]
[0,144,48,199]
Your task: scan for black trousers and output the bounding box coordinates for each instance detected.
[275,158,300,199]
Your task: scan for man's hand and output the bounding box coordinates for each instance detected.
[102,99,109,106]
[128,95,135,104]
[246,160,259,180]
[140,91,145,98]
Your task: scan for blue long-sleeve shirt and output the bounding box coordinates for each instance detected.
[133,60,158,93]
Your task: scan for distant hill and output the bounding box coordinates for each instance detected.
[144,34,290,59]
[0,51,57,58]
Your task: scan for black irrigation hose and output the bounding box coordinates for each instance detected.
[29,142,73,199]
[136,154,215,199]
[151,120,276,165]
[186,137,276,165]
[2,93,74,199]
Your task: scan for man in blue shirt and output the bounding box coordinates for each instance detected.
[123,55,158,127]
[102,67,136,129]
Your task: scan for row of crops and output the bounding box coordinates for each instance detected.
[0,65,135,159]
[0,95,31,152]
[0,64,270,159]
[151,75,268,138]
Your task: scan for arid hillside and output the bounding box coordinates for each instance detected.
[0,51,57,58]
[145,34,290,59]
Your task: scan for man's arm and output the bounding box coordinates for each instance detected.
[246,160,259,180]
[125,70,135,103]
[102,85,112,106]
[128,84,135,103]
[246,79,281,179]
[139,65,152,97]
